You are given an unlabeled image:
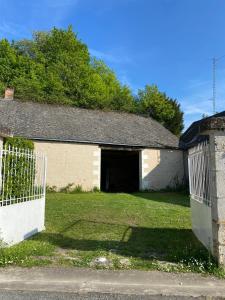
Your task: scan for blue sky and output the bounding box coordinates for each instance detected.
[0,0,225,130]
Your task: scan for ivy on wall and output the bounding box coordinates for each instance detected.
[4,137,34,150]
[1,137,35,201]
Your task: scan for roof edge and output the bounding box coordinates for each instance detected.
[180,115,225,147]
[182,135,209,150]
[0,125,12,137]
[199,117,225,131]
[21,136,182,150]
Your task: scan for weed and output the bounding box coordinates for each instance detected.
[70,185,83,193]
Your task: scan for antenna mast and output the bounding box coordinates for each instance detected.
[212,55,225,114]
[212,57,216,114]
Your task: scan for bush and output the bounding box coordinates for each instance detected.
[46,185,57,193]
[46,184,102,194]
[71,185,83,193]
[59,183,74,193]
[92,186,100,193]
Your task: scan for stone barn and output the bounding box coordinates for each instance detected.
[0,99,185,192]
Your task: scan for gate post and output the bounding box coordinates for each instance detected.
[209,130,225,264]
[183,115,225,265]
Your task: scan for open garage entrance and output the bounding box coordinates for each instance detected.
[101,149,140,193]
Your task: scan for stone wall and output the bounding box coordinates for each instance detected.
[209,131,225,264]
[188,130,225,265]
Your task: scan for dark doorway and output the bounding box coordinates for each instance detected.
[101,150,140,192]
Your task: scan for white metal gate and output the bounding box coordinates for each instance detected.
[0,145,47,245]
[188,140,213,251]
[188,140,211,206]
[0,146,46,206]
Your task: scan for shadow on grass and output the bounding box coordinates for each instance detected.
[132,192,190,208]
[34,220,207,262]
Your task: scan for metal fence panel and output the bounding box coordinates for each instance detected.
[188,140,211,206]
[0,145,46,207]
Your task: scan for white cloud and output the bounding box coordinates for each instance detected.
[119,73,132,86]
[187,79,211,89]
[29,0,80,27]
[90,48,132,65]
[90,49,121,64]
[184,104,211,116]
[0,0,80,39]
[0,21,30,38]
[117,72,140,94]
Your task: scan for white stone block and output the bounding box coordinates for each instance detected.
[93,169,100,176]
[93,151,100,157]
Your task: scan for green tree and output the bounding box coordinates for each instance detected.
[5,26,134,110]
[166,98,184,136]
[90,59,135,112]
[0,39,18,91]
[137,85,184,136]
[0,26,184,135]
[13,26,90,103]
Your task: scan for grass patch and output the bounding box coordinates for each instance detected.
[0,192,224,276]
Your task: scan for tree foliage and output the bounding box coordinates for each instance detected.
[0,26,184,135]
[137,85,184,135]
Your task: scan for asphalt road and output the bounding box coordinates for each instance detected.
[0,267,225,299]
[0,291,217,300]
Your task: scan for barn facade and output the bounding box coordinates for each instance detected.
[0,100,185,192]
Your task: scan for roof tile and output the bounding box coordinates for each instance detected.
[0,100,180,149]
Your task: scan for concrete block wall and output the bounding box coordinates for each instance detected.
[0,198,45,245]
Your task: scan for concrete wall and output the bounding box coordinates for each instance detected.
[188,131,225,264]
[34,141,101,190]
[208,131,225,264]
[35,141,184,191]
[0,198,45,245]
[190,198,213,251]
[140,148,184,190]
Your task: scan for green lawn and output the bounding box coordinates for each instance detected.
[0,192,223,276]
